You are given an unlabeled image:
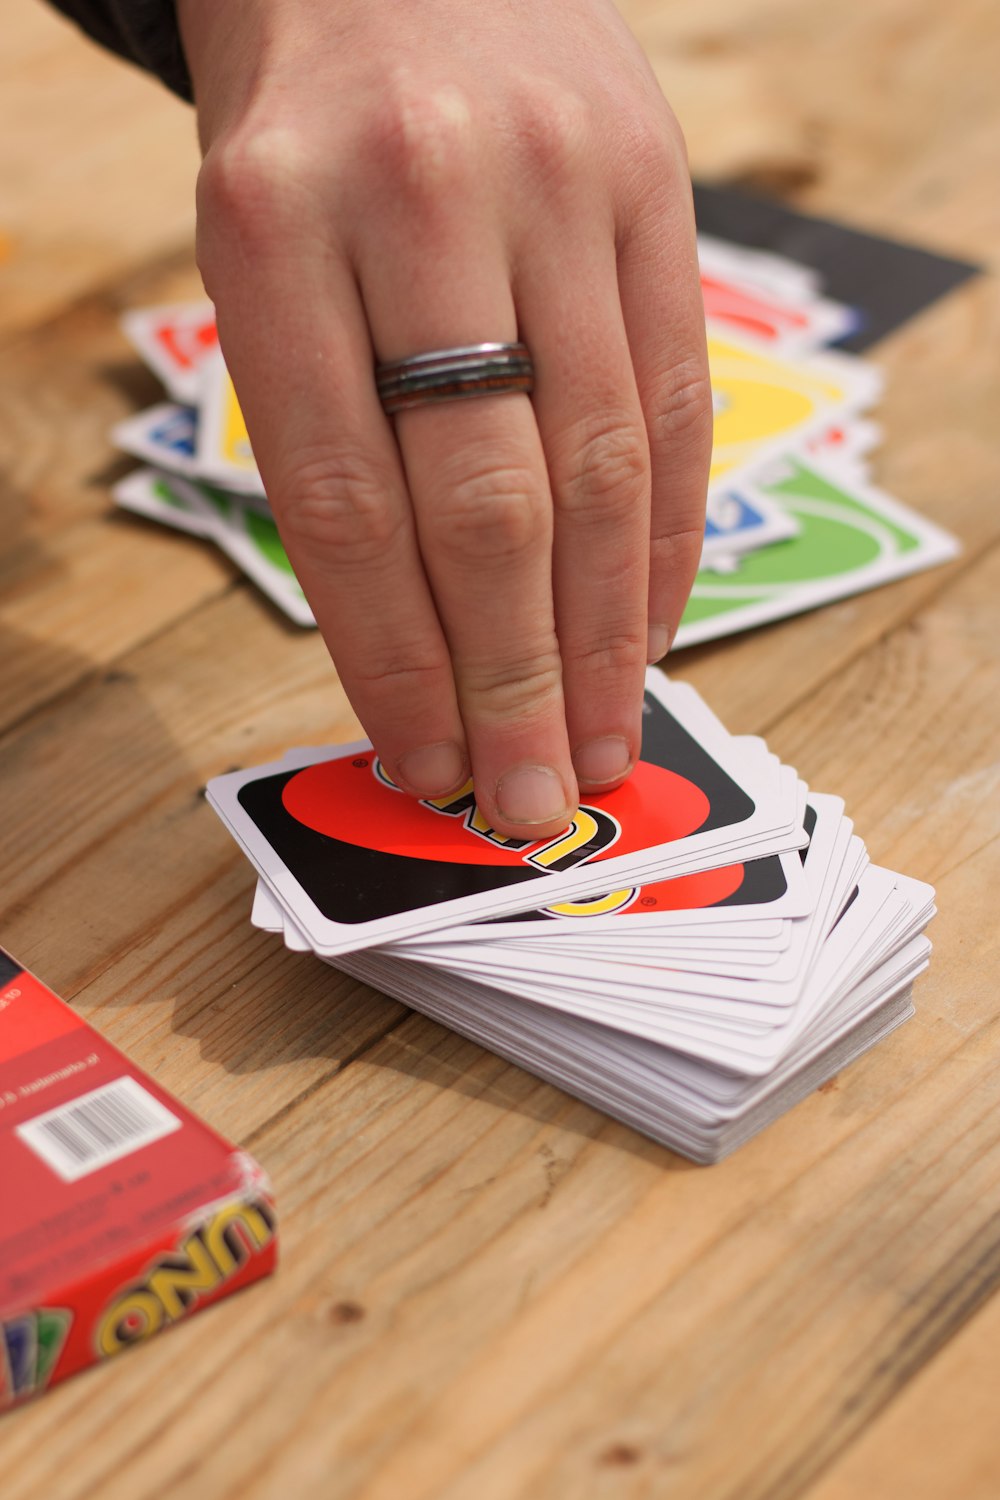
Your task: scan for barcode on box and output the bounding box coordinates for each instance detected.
[15,1076,182,1182]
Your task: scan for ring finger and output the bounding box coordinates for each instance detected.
[358,242,579,840]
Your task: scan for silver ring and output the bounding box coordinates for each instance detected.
[376,342,534,415]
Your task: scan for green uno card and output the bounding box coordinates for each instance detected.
[674,458,958,648]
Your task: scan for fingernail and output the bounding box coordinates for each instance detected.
[496,765,572,826]
[647,624,672,663]
[573,735,632,788]
[396,742,467,798]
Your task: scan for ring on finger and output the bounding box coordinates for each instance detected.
[376,342,534,415]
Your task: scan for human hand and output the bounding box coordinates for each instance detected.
[177,0,711,839]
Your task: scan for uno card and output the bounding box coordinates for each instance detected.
[207,673,803,955]
[702,487,799,562]
[112,467,216,538]
[700,270,858,352]
[196,351,266,496]
[111,403,199,479]
[698,234,823,300]
[419,822,867,1057]
[120,302,218,405]
[675,456,960,649]
[114,469,313,625]
[693,183,981,355]
[706,330,881,494]
[396,800,831,951]
[178,478,314,627]
[804,418,882,480]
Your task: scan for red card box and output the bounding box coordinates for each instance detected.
[0,948,277,1411]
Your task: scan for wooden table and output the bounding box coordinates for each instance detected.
[2,1,998,1495]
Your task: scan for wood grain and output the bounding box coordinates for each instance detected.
[0,0,998,1495]
[804,1287,1000,1500]
[1,2,198,338]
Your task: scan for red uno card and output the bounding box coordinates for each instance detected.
[120,303,219,405]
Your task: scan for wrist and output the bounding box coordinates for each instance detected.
[176,0,278,142]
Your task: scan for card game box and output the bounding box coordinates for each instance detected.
[0,949,277,1412]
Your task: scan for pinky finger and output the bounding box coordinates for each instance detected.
[615,150,712,660]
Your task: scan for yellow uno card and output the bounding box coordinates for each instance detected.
[195,349,266,497]
[707,329,881,491]
[191,329,878,504]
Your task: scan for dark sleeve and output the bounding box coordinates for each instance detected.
[46,0,193,101]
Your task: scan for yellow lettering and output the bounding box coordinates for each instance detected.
[543,888,637,919]
[526,806,620,873]
[98,1290,164,1357]
[374,759,400,791]
[466,805,526,847]
[422,779,475,813]
[205,1199,274,1277]
[148,1236,221,1320]
[529,811,597,870]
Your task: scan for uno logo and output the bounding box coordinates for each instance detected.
[375,764,623,872]
[96,1198,275,1358]
[281,756,711,871]
[541,862,746,919]
[628,863,746,911]
[543,888,639,919]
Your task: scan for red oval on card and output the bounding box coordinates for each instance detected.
[281,756,710,867]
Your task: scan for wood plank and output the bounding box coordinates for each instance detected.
[0,254,227,730]
[634,0,1000,259]
[2,0,999,1490]
[0,513,235,731]
[802,1288,1000,1500]
[0,2,198,339]
[1,475,998,1500]
[0,587,345,988]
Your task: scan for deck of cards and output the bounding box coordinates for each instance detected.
[111,235,958,642]
[207,671,935,1163]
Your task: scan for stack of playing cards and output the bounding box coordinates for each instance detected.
[111,234,959,641]
[206,671,935,1163]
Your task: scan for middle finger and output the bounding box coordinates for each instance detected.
[358,231,578,840]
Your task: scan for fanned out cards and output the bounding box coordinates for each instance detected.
[207,672,935,1164]
[111,235,958,640]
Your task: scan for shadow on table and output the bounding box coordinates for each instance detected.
[166,928,694,1170]
[0,618,208,995]
[358,1001,698,1171]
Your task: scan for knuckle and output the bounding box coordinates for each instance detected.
[350,651,451,694]
[197,127,312,252]
[428,464,547,564]
[511,81,590,184]
[567,630,648,679]
[609,111,688,229]
[650,524,706,579]
[460,654,564,724]
[276,451,404,569]
[627,119,673,181]
[668,113,691,171]
[554,415,649,525]
[651,356,714,458]
[364,76,476,203]
[614,110,680,186]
